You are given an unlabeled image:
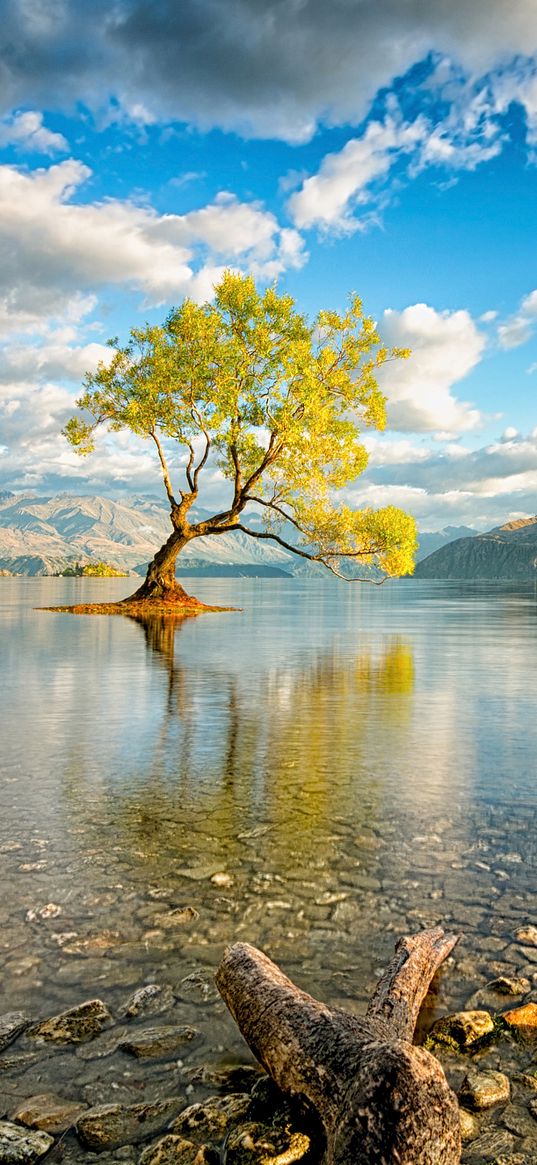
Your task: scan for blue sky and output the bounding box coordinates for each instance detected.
[1,0,537,530]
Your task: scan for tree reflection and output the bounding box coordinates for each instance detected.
[107,612,416,864]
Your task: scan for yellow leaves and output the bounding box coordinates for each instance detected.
[62,417,95,455]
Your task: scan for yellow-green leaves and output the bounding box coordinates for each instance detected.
[64,272,417,580]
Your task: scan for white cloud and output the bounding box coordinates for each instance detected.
[353,429,537,528]
[498,287,537,348]
[379,304,485,434]
[0,110,68,153]
[0,340,112,383]
[288,116,426,230]
[0,158,306,334]
[288,83,505,233]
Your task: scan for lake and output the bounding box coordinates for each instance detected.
[1,576,537,1123]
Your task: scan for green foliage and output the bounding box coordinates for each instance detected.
[64,272,417,580]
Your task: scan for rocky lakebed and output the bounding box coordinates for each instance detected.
[4,920,537,1165]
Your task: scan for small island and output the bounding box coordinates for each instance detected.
[57,562,129,578]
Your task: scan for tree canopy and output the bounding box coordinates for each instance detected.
[64,272,417,601]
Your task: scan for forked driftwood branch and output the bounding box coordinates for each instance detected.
[216,927,461,1165]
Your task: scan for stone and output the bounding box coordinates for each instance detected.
[224,1121,310,1165]
[487,976,531,995]
[153,908,199,929]
[175,974,219,1004]
[429,1010,494,1050]
[501,1104,537,1138]
[527,1097,537,1119]
[139,1137,216,1165]
[459,1108,479,1142]
[210,873,233,889]
[61,930,123,955]
[172,1095,251,1141]
[0,1011,31,1053]
[28,999,112,1044]
[502,1002,537,1035]
[26,903,62,921]
[75,1098,185,1150]
[515,926,537,947]
[459,1068,511,1110]
[0,1121,53,1163]
[118,1025,199,1060]
[10,1093,88,1134]
[120,984,176,1019]
[461,1128,516,1160]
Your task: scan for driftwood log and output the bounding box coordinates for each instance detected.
[216,928,461,1165]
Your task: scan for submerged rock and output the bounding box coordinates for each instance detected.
[224,1121,310,1165]
[119,984,176,1019]
[0,1011,31,1053]
[28,999,112,1044]
[487,976,531,996]
[153,907,199,929]
[502,1002,537,1036]
[10,1092,88,1134]
[459,1108,480,1142]
[429,1010,494,1050]
[139,1137,216,1165]
[171,1094,251,1141]
[459,1068,511,1110]
[514,926,537,947]
[75,1097,184,1150]
[118,1025,199,1060]
[0,1121,53,1163]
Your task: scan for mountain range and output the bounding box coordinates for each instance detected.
[414,516,537,580]
[0,490,477,577]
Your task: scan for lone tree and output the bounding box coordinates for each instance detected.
[64,273,417,606]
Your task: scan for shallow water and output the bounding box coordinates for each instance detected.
[1,577,537,1120]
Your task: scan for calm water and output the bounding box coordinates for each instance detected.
[1,577,537,1106]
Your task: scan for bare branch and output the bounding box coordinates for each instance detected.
[246,495,303,532]
[231,524,388,583]
[193,431,211,490]
[184,443,196,493]
[149,431,177,508]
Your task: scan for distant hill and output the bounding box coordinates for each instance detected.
[0,490,483,578]
[415,516,537,579]
[416,525,476,561]
[0,491,297,576]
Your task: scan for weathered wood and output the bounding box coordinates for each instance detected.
[216,928,461,1164]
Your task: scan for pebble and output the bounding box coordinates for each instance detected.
[28,999,112,1044]
[0,1121,54,1163]
[10,1092,88,1134]
[459,1108,480,1142]
[139,1138,216,1165]
[515,927,537,947]
[172,1094,251,1141]
[119,1026,199,1060]
[120,984,176,1019]
[459,1068,511,1110]
[75,1097,185,1150]
[487,977,531,996]
[0,1011,31,1053]
[502,1003,537,1036]
[429,1010,494,1050]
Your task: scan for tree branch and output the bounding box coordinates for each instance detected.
[193,430,211,490]
[231,524,388,583]
[149,431,177,508]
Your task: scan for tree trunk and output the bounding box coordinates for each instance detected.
[216,928,461,1165]
[127,530,194,603]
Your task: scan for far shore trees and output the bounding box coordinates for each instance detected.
[64,273,417,608]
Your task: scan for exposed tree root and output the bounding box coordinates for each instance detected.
[216,928,461,1165]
